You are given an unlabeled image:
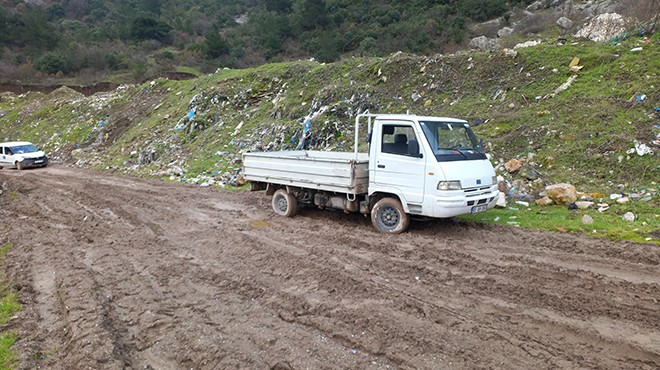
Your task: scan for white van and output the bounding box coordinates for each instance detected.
[0,141,49,170]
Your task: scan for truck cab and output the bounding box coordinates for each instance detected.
[364,114,498,231]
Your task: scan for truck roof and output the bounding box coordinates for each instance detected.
[364,113,468,123]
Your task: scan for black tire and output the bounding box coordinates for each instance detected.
[272,189,298,217]
[16,161,23,170]
[371,197,409,234]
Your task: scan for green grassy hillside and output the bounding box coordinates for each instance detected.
[1,32,658,242]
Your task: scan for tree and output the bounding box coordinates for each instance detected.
[313,32,340,62]
[265,0,292,13]
[130,15,172,42]
[299,0,330,31]
[204,32,230,59]
[35,53,67,74]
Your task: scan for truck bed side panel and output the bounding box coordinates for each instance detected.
[243,151,369,194]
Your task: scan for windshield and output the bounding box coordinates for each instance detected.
[419,121,486,162]
[10,144,39,154]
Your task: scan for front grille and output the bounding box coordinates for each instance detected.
[464,185,492,198]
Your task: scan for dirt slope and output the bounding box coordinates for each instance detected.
[1,166,658,369]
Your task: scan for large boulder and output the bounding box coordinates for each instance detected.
[545,183,577,205]
[469,36,499,51]
[556,16,574,30]
[574,13,631,42]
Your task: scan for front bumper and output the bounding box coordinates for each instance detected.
[431,185,499,218]
[20,156,48,168]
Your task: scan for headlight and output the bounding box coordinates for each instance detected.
[492,176,498,185]
[437,180,462,190]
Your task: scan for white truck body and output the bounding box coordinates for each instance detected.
[243,113,499,233]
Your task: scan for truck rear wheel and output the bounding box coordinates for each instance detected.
[371,197,409,234]
[272,189,298,217]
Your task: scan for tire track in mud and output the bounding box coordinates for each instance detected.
[1,166,659,369]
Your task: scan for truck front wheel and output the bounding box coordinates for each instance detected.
[371,197,409,234]
[272,189,298,217]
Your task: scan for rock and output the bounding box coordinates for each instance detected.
[498,179,510,193]
[503,48,518,58]
[575,201,594,209]
[526,1,544,11]
[622,212,635,222]
[581,215,594,225]
[505,159,523,173]
[545,183,577,205]
[469,36,499,51]
[574,13,631,43]
[556,16,573,29]
[497,27,514,37]
[496,192,507,208]
[71,148,84,158]
[519,164,541,180]
[536,196,554,206]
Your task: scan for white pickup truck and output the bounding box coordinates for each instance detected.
[243,113,499,233]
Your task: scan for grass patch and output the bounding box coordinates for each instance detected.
[0,242,20,369]
[463,201,659,244]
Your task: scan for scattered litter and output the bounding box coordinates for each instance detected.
[515,201,529,207]
[494,217,500,222]
[514,40,541,49]
[634,140,654,156]
[636,94,646,102]
[609,193,623,200]
[630,47,643,52]
[622,212,635,222]
[568,57,583,72]
[506,221,519,225]
[567,203,578,210]
[545,75,577,99]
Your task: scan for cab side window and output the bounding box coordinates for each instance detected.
[381,125,419,156]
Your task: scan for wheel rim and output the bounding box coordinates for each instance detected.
[274,195,288,214]
[377,206,400,230]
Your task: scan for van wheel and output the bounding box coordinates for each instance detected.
[272,189,298,217]
[16,161,23,170]
[371,197,409,234]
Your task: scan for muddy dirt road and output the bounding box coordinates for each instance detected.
[1,166,658,369]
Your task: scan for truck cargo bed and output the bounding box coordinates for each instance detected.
[243,150,369,194]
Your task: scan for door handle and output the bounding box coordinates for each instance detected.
[377,164,385,168]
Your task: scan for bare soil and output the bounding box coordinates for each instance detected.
[1,166,658,369]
